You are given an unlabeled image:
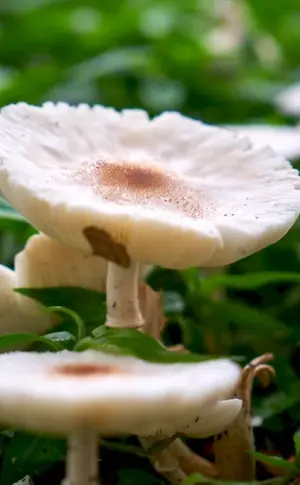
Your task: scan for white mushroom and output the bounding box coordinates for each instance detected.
[15,232,150,292]
[0,350,241,485]
[0,103,299,329]
[144,397,242,438]
[0,233,107,336]
[0,264,52,335]
[16,232,108,291]
[275,83,300,116]
[0,233,149,336]
[225,125,300,160]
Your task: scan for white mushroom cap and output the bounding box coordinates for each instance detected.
[275,83,300,116]
[15,232,108,293]
[178,399,242,437]
[225,125,300,160]
[15,232,150,294]
[0,350,240,436]
[0,264,52,335]
[0,103,299,268]
[0,233,108,336]
[0,233,151,336]
[147,398,242,438]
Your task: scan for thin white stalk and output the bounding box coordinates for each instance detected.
[106,261,144,328]
[106,272,187,483]
[63,429,100,485]
[139,437,187,485]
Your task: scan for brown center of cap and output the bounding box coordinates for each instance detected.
[97,161,167,193]
[76,160,170,200]
[52,363,128,377]
[74,159,213,220]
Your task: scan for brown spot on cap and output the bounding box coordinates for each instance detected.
[96,161,167,194]
[74,159,216,221]
[83,227,130,267]
[53,363,127,377]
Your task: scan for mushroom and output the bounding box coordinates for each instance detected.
[0,264,52,335]
[140,396,242,480]
[16,232,150,292]
[224,124,300,160]
[140,396,242,439]
[0,103,299,329]
[16,232,108,292]
[0,350,241,485]
[0,233,149,336]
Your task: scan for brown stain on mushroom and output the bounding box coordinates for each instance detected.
[53,362,127,377]
[83,227,130,267]
[74,159,216,220]
[96,161,167,194]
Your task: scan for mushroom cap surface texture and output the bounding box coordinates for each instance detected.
[0,350,241,436]
[225,125,300,160]
[0,103,299,268]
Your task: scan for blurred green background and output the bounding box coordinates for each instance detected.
[1,0,300,483]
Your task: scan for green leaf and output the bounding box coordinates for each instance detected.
[101,440,147,458]
[251,451,298,472]
[163,291,185,314]
[15,287,106,334]
[117,468,162,485]
[253,381,300,419]
[76,328,212,363]
[0,333,37,350]
[42,331,77,350]
[184,472,285,485]
[205,298,289,337]
[47,307,85,341]
[293,429,300,457]
[0,198,28,224]
[0,332,62,352]
[0,432,65,485]
[201,272,300,295]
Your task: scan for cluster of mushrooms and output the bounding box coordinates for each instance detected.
[0,102,299,485]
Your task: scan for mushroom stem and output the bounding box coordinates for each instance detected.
[63,429,99,485]
[106,261,144,328]
[139,437,187,485]
[168,439,218,478]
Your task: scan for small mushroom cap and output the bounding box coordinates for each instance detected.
[16,232,150,293]
[0,103,299,268]
[15,233,108,293]
[0,264,52,336]
[225,125,300,160]
[0,233,150,337]
[0,234,108,337]
[0,350,240,436]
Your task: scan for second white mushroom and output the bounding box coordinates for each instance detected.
[0,350,241,485]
